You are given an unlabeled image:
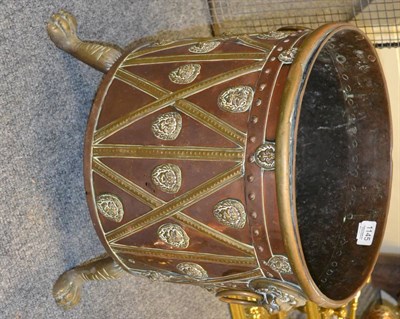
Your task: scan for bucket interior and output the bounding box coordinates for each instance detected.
[295,29,391,300]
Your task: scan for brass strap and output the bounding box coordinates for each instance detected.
[93,159,253,255]
[111,244,257,266]
[93,144,244,161]
[105,164,243,243]
[123,52,267,66]
[94,62,263,143]
[237,35,275,52]
[113,69,247,146]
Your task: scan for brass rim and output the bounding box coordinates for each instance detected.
[216,290,263,306]
[275,23,387,308]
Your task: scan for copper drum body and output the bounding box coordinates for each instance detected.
[84,24,392,312]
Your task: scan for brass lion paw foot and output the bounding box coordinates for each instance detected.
[47,10,79,53]
[53,269,83,310]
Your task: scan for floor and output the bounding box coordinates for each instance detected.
[0,1,231,318]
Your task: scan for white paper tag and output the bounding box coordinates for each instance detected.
[356,221,377,246]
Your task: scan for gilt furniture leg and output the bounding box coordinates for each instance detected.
[47,10,123,73]
[53,254,124,310]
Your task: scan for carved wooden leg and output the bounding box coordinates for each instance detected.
[53,254,124,310]
[47,10,123,73]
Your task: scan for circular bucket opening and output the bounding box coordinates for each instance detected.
[295,29,391,301]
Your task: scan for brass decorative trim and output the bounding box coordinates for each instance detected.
[94,62,264,143]
[177,262,208,279]
[111,69,247,147]
[114,68,166,98]
[93,158,161,208]
[123,52,266,66]
[278,48,298,64]
[93,144,244,161]
[249,279,307,314]
[106,164,243,243]
[174,100,247,147]
[189,41,220,53]
[151,163,182,194]
[256,31,288,40]
[111,244,257,267]
[96,193,125,222]
[168,64,201,84]
[92,159,254,256]
[264,255,292,274]
[237,35,275,52]
[218,86,254,113]
[151,112,182,140]
[126,39,204,60]
[173,213,254,256]
[213,199,247,229]
[254,142,276,170]
[157,223,190,248]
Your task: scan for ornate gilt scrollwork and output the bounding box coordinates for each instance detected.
[254,142,276,170]
[264,255,292,274]
[213,199,247,229]
[158,223,190,248]
[96,194,124,222]
[151,112,182,140]
[177,262,208,280]
[189,41,221,53]
[151,163,182,194]
[256,31,288,40]
[218,86,254,113]
[169,64,201,84]
[278,48,298,64]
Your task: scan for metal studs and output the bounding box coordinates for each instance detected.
[251,212,257,219]
[248,193,256,201]
[247,174,255,182]
[250,116,258,124]
[96,194,124,222]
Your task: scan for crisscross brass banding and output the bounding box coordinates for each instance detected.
[92,159,253,255]
[111,244,257,266]
[105,164,243,243]
[122,52,267,66]
[94,62,263,143]
[93,144,244,161]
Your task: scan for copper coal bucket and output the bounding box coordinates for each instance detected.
[83,24,392,312]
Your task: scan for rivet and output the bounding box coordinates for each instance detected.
[255,99,262,106]
[258,246,264,252]
[247,174,255,182]
[277,47,283,52]
[259,83,267,91]
[249,155,255,163]
[342,74,349,80]
[251,116,258,123]
[254,229,260,236]
[248,193,256,200]
[283,39,290,43]
[270,57,276,61]
[251,212,257,219]
[250,136,256,143]
[368,55,376,62]
[264,68,271,74]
